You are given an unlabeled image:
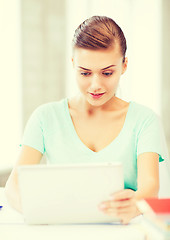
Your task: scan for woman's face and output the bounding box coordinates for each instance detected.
[72,44,128,107]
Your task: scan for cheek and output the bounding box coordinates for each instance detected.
[105,77,120,90]
[76,76,90,90]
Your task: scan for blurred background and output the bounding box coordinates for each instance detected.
[0,0,169,184]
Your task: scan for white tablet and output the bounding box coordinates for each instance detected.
[18,162,124,224]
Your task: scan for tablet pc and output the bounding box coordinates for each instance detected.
[18,162,124,224]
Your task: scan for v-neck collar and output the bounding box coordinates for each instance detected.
[63,98,132,156]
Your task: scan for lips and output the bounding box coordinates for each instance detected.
[89,92,105,99]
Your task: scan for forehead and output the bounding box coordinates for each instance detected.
[73,45,123,69]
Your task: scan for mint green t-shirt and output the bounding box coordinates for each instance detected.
[21,98,167,191]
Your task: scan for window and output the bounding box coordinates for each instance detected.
[0,0,22,167]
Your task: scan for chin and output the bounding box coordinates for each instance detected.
[86,98,107,107]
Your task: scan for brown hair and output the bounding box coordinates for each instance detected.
[72,16,127,62]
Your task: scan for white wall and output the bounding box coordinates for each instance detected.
[0,0,22,167]
[21,0,66,126]
[65,0,89,98]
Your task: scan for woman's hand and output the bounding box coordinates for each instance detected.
[98,189,141,224]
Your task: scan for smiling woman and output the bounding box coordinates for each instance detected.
[72,45,127,108]
[71,16,127,108]
[5,15,169,224]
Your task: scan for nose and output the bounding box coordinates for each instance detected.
[90,74,102,92]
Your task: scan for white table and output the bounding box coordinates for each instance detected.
[0,188,151,240]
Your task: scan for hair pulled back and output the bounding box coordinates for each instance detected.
[72,16,127,61]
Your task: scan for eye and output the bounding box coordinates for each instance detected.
[102,72,113,76]
[80,72,91,76]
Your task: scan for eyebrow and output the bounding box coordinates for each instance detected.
[78,64,116,71]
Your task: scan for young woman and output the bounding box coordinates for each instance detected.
[5,16,167,224]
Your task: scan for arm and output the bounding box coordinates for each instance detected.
[5,145,43,212]
[98,152,159,224]
[135,152,159,199]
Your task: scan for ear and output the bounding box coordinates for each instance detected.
[72,57,75,67]
[121,57,128,74]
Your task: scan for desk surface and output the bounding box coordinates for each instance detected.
[0,188,151,240]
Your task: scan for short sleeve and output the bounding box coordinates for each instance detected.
[20,107,45,154]
[137,112,169,162]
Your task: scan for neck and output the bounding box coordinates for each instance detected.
[75,94,119,116]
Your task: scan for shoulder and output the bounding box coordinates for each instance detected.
[31,98,67,119]
[128,102,161,132]
[130,101,158,120]
[25,98,68,135]
[26,98,68,128]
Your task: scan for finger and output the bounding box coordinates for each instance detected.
[111,189,135,201]
[103,210,131,224]
[103,209,135,225]
[102,205,138,224]
[104,205,134,215]
[100,198,135,210]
